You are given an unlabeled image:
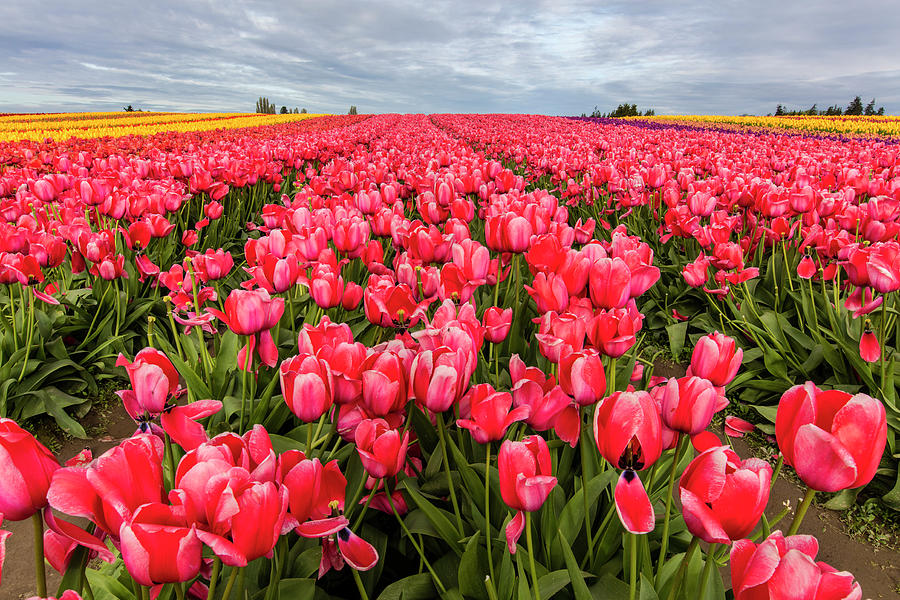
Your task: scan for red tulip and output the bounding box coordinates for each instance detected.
[408,346,468,413]
[588,257,631,309]
[483,306,512,343]
[586,306,642,358]
[47,435,164,538]
[682,254,710,287]
[119,503,202,586]
[593,391,662,534]
[360,351,408,417]
[776,383,886,492]
[457,384,529,444]
[724,416,756,438]
[280,354,334,422]
[730,531,861,600]
[498,436,557,552]
[279,453,348,537]
[689,332,742,387]
[659,375,718,435]
[354,419,409,479]
[797,256,816,279]
[679,445,771,543]
[0,419,60,521]
[115,348,181,419]
[210,288,284,336]
[558,350,606,406]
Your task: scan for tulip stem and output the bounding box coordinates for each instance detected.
[608,357,617,394]
[525,512,541,600]
[207,557,222,600]
[628,532,637,600]
[141,585,150,600]
[436,412,464,535]
[697,544,717,600]
[174,582,186,600]
[579,424,596,567]
[164,433,177,491]
[18,287,35,382]
[787,487,816,536]
[770,455,784,490]
[239,337,251,432]
[32,511,46,598]
[484,443,497,588]
[221,566,240,600]
[656,434,686,584]
[880,298,888,396]
[386,486,447,593]
[665,536,699,600]
[352,478,380,531]
[351,568,370,600]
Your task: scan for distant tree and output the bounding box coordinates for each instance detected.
[300,107,308,114]
[255,97,276,114]
[599,103,649,118]
[805,104,818,115]
[775,104,785,116]
[846,96,864,116]
[823,105,843,115]
[123,104,135,112]
[348,105,358,115]
[878,106,885,116]
[280,106,288,114]
[643,108,655,116]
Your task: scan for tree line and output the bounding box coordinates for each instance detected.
[771,96,885,117]
[582,103,655,118]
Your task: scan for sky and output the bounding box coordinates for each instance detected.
[2,0,899,116]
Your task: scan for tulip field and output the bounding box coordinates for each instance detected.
[1,111,898,600]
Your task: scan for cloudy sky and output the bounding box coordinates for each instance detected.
[2,0,898,115]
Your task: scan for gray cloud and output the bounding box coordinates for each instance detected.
[1,0,898,115]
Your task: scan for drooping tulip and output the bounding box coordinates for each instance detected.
[775,383,886,492]
[498,436,557,553]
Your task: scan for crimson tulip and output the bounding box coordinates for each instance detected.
[659,375,718,435]
[679,446,771,543]
[498,436,557,553]
[354,419,409,479]
[859,326,880,362]
[360,351,408,417]
[457,384,529,444]
[280,354,334,422]
[776,383,886,492]
[208,288,284,369]
[593,391,662,533]
[409,346,469,413]
[586,306,642,358]
[731,531,861,600]
[588,257,632,309]
[0,419,60,521]
[47,434,165,538]
[558,350,606,406]
[689,332,742,387]
[115,347,181,420]
[483,306,512,343]
[119,503,202,586]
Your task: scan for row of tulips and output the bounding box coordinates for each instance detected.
[0,112,889,599]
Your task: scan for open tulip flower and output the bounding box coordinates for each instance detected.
[593,391,662,534]
[776,383,886,492]
[208,287,284,370]
[679,445,772,543]
[731,531,861,600]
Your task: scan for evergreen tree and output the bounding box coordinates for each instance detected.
[348,105,358,115]
[775,104,785,116]
[300,108,308,114]
[846,96,864,115]
[280,106,288,114]
[255,97,276,114]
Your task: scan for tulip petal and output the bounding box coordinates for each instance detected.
[815,569,862,600]
[679,488,731,544]
[337,528,379,571]
[195,530,248,568]
[792,424,857,492]
[44,508,114,563]
[724,416,755,438]
[768,549,820,600]
[614,470,655,534]
[296,516,350,538]
[515,474,558,513]
[506,510,525,554]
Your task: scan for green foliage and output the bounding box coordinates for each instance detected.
[255,96,276,114]
[349,105,358,115]
[589,103,655,118]
[771,95,883,116]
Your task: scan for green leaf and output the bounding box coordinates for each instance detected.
[665,322,688,360]
[639,574,659,600]
[85,569,135,600]
[558,471,616,546]
[538,570,572,598]
[401,481,463,556]
[278,578,317,600]
[459,532,489,600]
[167,351,213,400]
[40,390,87,438]
[375,573,435,600]
[557,531,592,600]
